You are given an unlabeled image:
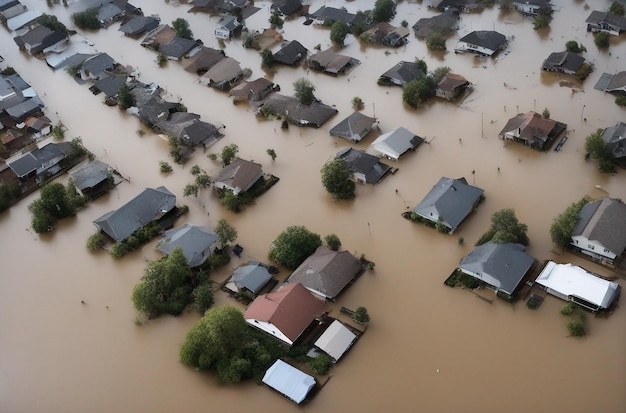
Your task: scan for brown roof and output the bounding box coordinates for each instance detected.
[437,73,468,92]
[25,115,51,131]
[308,49,357,74]
[201,57,242,85]
[228,78,274,99]
[213,158,262,193]
[500,111,558,140]
[286,246,362,299]
[244,283,326,342]
[183,47,224,74]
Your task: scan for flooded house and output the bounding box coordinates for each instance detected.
[600,71,626,95]
[541,51,587,77]
[190,0,248,14]
[308,5,365,26]
[183,47,225,75]
[79,53,116,81]
[378,61,426,87]
[224,261,274,297]
[228,78,276,102]
[284,246,363,301]
[455,30,506,56]
[214,15,242,40]
[257,94,338,128]
[13,24,68,56]
[69,159,114,198]
[262,360,316,405]
[412,8,459,38]
[118,15,160,38]
[159,37,200,61]
[212,158,263,196]
[307,49,360,76]
[155,111,222,148]
[370,126,423,160]
[335,147,392,185]
[512,0,552,18]
[435,73,469,100]
[7,141,74,181]
[535,261,621,312]
[458,242,536,298]
[312,319,358,363]
[199,57,243,90]
[272,40,308,66]
[156,224,219,268]
[410,176,484,234]
[244,282,326,346]
[599,121,626,159]
[270,0,303,17]
[570,197,626,266]
[329,111,377,143]
[92,186,177,243]
[498,111,566,151]
[585,10,626,36]
[360,22,410,48]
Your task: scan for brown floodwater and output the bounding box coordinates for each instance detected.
[1,1,625,412]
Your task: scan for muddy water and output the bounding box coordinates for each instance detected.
[1,1,625,412]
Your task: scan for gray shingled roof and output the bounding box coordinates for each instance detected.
[541,51,585,73]
[93,186,176,242]
[157,224,218,267]
[228,261,273,295]
[412,177,484,232]
[119,15,160,36]
[601,122,626,158]
[273,40,308,66]
[285,246,362,300]
[459,242,535,295]
[70,160,111,191]
[379,61,424,86]
[329,112,377,142]
[335,147,391,184]
[573,198,626,256]
[8,142,74,178]
[459,31,506,52]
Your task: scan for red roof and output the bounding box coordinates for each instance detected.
[245,283,326,342]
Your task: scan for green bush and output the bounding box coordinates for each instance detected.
[567,320,585,336]
[560,302,576,316]
[193,283,215,315]
[207,252,230,269]
[615,95,626,106]
[72,7,100,30]
[460,273,481,289]
[86,232,106,251]
[309,354,332,375]
[159,161,173,173]
[426,31,446,50]
[324,234,342,251]
[594,32,610,49]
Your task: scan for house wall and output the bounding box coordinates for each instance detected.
[587,23,622,36]
[245,319,293,345]
[456,41,497,56]
[303,285,331,301]
[36,153,64,175]
[215,28,230,39]
[459,269,502,291]
[354,172,366,183]
[43,38,68,54]
[570,235,617,263]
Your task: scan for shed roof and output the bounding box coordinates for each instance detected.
[262,360,315,404]
[227,261,273,295]
[371,127,423,159]
[70,159,111,191]
[313,320,357,362]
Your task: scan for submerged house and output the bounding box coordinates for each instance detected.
[213,158,263,196]
[273,40,308,66]
[435,73,469,100]
[13,24,68,56]
[80,53,116,81]
[285,246,363,300]
[308,5,365,26]
[271,0,303,17]
[360,22,410,47]
[570,197,626,266]
[458,242,536,297]
[214,15,242,40]
[512,0,552,17]
[119,15,160,37]
[155,111,222,148]
[245,282,326,345]
[308,49,360,76]
[535,261,621,312]
[257,94,338,128]
[157,224,219,267]
[370,127,423,161]
[225,261,273,297]
[199,57,243,90]
[312,319,357,363]
[379,61,425,87]
[262,360,316,405]
[585,11,626,36]
[411,176,484,233]
[412,9,459,38]
[159,37,199,61]
[603,71,626,95]
[499,111,566,151]
[329,111,377,143]
[541,51,586,76]
[455,30,507,56]
[7,141,75,180]
[69,159,112,198]
[228,78,276,102]
[93,186,177,242]
[599,122,626,159]
[183,47,224,75]
[335,147,391,185]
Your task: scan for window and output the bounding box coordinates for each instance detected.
[588,244,594,250]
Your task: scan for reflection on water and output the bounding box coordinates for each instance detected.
[1,1,625,412]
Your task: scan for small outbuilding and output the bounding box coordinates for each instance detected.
[262,360,316,404]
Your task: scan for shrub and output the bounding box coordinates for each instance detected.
[426,31,446,50]
[565,41,585,53]
[72,7,100,30]
[86,232,106,251]
[193,283,215,315]
[542,108,550,119]
[353,306,370,324]
[309,354,332,375]
[575,62,594,80]
[560,302,576,316]
[594,32,610,49]
[269,13,283,29]
[324,234,341,251]
[609,1,625,16]
[159,161,173,173]
[567,320,586,336]
[352,96,364,111]
[615,95,626,106]
[533,13,550,30]
[156,53,167,67]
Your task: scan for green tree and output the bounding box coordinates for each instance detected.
[330,21,350,46]
[293,78,315,105]
[415,57,428,74]
[220,144,239,166]
[215,218,238,248]
[131,248,193,318]
[432,66,451,84]
[585,129,616,173]
[183,183,198,197]
[71,7,100,30]
[219,189,243,212]
[324,233,341,251]
[159,161,173,173]
[28,183,79,232]
[268,226,322,270]
[567,320,586,336]
[476,208,529,246]
[352,96,364,110]
[179,305,247,370]
[609,1,625,16]
[0,181,21,212]
[542,108,550,119]
[309,354,332,375]
[372,0,397,22]
[594,32,610,49]
[172,18,193,40]
[353,306,370,324]
[269,13,284,29]
[321,159,355,200]
[426,31,446,50]
[550,198,588,248]
[86,232,106,250]
[117,83,135,110]
[533,13,550,30]
[260,48,274,68]
[402,77,435,109]
[266,148,277,162]
[565,40,585,53]
[37,14,68,34]
[616,95,626,106]
[193,283,215,315]
[156,53,168,67]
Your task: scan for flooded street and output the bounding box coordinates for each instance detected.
[1,0,625,412]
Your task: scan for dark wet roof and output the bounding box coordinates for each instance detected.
[229,261,273,295]
[93,75,127,98]
[157,224,219,267]
[412,9,459,37]
[336,147,391,184]
[573,198,626,255]
[541,51,585,73]
[184,47,224,74]
[459,30,506,51]
[119,15,160,36]
[380,61,425,86]
[70,160,111,191]
[271,0,302,16]
[329,112,377,142]
[260,94,338,128]
[93,186,177,242]
[273,40,308,66]
[159,37,197,60]
[412,176,484,232]
[8,142,74,178]
[459,242,535,295]
[585,10,626,29]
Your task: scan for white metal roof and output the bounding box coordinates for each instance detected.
[262,359,315,404]
[535,261,619,309]
[314,320,356,362]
